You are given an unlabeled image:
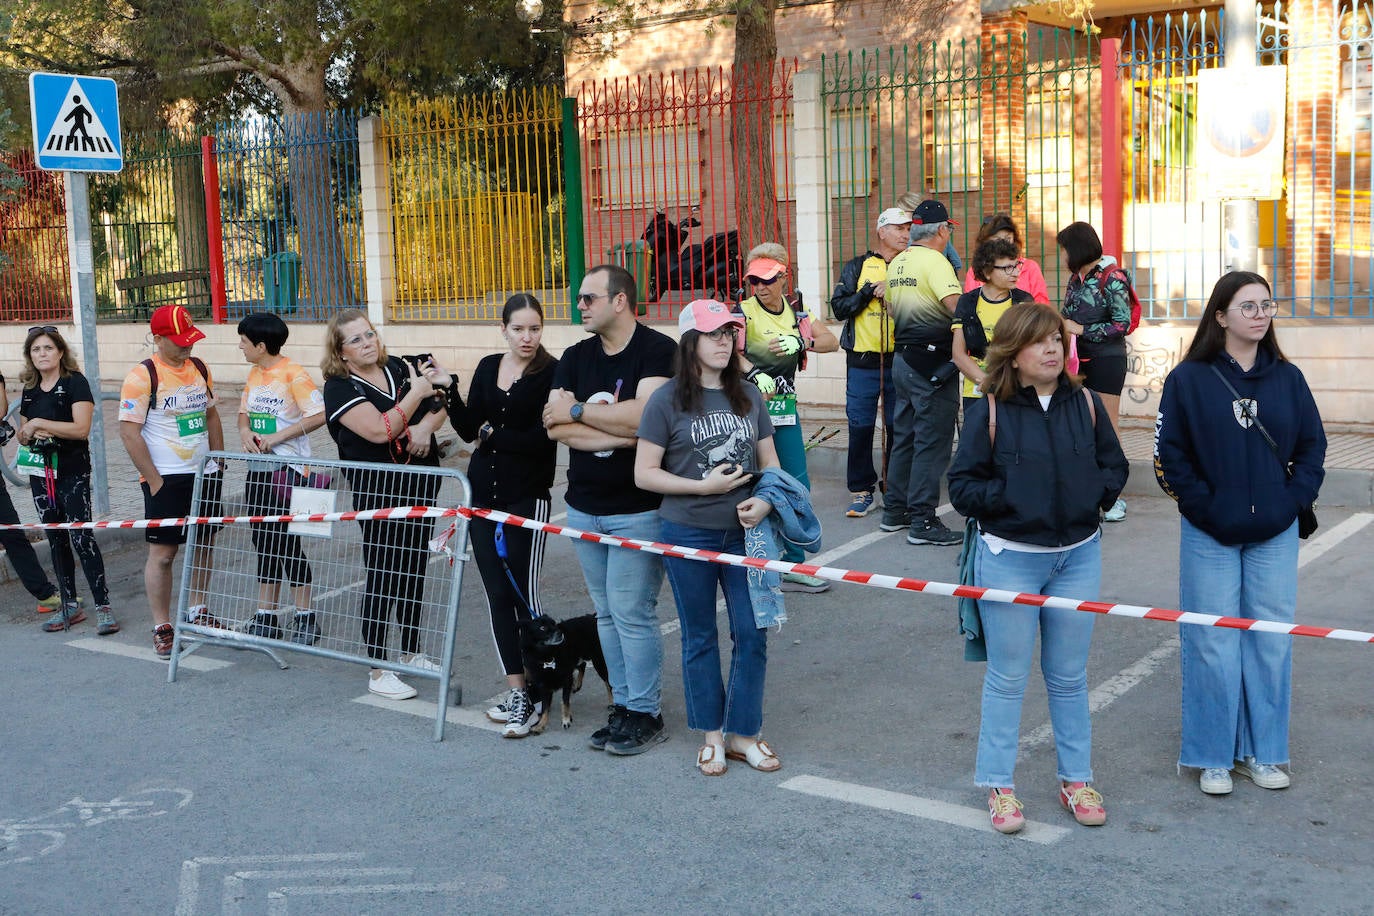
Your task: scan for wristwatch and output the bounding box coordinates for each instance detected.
[570,402,585,422]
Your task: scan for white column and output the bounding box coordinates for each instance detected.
[358,115,394,326]
[792,69,829,313]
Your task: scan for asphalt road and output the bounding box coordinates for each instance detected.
[1,478,1372,915]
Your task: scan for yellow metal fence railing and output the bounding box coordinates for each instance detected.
[381,90,568,321]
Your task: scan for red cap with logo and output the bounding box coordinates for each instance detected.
[149,305,206,347]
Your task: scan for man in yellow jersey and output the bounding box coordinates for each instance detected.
[881,200,963,547]
[119,305,225,660]
[830,208,907,518]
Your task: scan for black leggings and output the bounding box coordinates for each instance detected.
[469,495,549,676]
[30,473,107,606]
[0,481,55,601]
[244,469,314,588]
[348,467,440,662]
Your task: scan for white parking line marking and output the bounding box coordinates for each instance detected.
[1298,512,1371,568]
[352,694,502,733]
[778,774,1072,844]
[67,637,233,670]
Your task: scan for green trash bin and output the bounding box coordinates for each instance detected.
[606,241,652,316]
[263,252,301,314]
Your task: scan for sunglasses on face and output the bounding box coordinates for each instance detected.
[577,292,610,306]
[747,275,782,286]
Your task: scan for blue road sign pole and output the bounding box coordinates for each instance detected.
[63,172,109,517]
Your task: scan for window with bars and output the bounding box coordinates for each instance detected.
[925,99,981,193]
[772,106,874,200]
[1026,89,1075,187]
[592,124,701,209]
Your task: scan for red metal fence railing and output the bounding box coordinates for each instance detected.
[575,60,799,320]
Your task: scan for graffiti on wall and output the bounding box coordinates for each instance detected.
[1124,336,1184,405]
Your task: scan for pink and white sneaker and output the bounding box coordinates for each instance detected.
[988,787,1025,834]
[1059,781,1107,826]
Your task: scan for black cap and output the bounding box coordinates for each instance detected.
[911,199,957,225]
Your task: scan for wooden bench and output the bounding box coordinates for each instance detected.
[114,268,211,315]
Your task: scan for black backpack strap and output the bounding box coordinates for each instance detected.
[190,356,212,397]
[141,358,159,410]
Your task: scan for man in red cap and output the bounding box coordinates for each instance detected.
[119,305,225,659]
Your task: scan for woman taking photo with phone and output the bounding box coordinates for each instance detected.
[447,293,558,739]
[635,299,781,777]
[1154,271,1325,796]
[322,308,450,701]
[18,326,115,635]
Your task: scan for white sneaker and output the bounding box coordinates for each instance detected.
[501,689,538,738]
[1235,757,1290,790]
[486,688,519,722]
[1199,767,1233,795]
[401,653,442,673]
[368,670,417,701]
[1103,498,1127,523]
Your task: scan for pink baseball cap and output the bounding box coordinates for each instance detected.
[678,299,744,335]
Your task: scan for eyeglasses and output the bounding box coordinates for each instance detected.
[703,327,737,341]
[992,260,1025,273]
[576,292,609,306]
[28,326,57,335]
[1229,300,1280,319]
[342,329,378,348]
[747,275,782,286]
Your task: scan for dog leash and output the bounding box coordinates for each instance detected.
[494,521,540,618]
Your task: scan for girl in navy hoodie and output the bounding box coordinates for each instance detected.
[1154,271,1326,797]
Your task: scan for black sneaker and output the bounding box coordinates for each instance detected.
[501,689,537,739]
[878,514,911,533]
[589,704,629,750]
[245,612,283,640]
[907,518,962,546]
[291,613,321,646]
[605,711,667,756]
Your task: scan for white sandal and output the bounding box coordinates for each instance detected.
[697,742,727,776]
[725,738,781,772]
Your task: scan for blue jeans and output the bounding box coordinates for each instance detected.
[845,364,895,494]
[1178,517,1298,769]
[565,507,665,715]
[771,421,809,564]
[886,357,959,525]
[973,533,1101,787]
[661,520,767,736]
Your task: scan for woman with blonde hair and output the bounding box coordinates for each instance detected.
[948,302,1128,834]
[321,308,450,700]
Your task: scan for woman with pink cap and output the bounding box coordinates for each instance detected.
[635,299,782,776]
[735,242,838,593]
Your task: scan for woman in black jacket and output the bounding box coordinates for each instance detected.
[948,302,1128,835]
[447,293,558,739]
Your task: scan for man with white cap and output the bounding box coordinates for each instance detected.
[829,207,908,518]
[119,304,225,659]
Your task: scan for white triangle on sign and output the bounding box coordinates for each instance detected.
[40,79,117,158]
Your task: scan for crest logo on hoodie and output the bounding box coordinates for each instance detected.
[1231,397,1258,429]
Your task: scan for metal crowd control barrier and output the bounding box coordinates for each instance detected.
[167,451,473,741]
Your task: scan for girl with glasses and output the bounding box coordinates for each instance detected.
[1154,271,1326,797]
[962,213,1050,304]
[952,237,1037,413]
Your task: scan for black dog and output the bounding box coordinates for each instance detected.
[519,614,610,732]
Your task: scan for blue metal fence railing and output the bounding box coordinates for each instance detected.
[213,110,366,319]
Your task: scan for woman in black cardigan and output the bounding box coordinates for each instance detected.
[447,293,558,738]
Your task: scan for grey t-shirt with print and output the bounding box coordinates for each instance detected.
[637,381,774,530]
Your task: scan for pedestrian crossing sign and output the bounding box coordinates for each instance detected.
[29,72,123,172]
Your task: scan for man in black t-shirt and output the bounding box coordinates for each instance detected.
[544,264,675,756]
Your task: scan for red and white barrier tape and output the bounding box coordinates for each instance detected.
[467,506,1374,645]
[0,504,1364,644]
